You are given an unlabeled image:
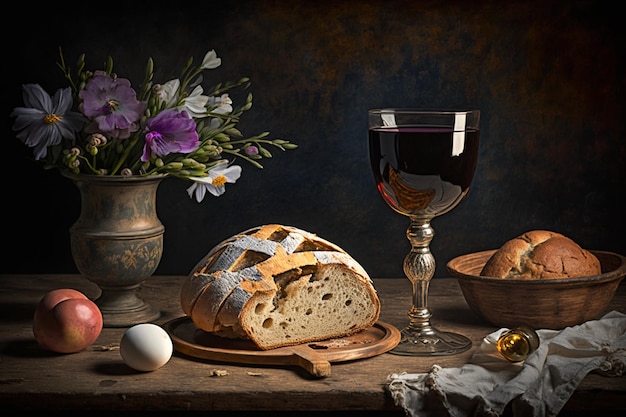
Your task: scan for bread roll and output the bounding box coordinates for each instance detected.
[181,224,381,350]
[480,230,601,279]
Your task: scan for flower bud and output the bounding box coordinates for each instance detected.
[63,153,77,164]
[225,127,242,137]
[214,133,230,143]
[181,158,199,167]
[244,145,259,156]
[165,162,184,170]
[89,133,107,146]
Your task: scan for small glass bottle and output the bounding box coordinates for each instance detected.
[496,326,540,362]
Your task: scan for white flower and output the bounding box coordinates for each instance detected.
[186,162,242,201]
[155,79,180,107]
[156,80,209,118]
[201,50,221,69]
[183,85,210,118]
[205,94,233,129]
[208,93,233,115]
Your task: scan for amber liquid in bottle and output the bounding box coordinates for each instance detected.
[496,326,540,362]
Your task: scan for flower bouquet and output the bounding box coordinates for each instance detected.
[10,48,297,202]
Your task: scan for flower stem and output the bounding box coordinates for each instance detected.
[221,149,264,169]
[110,135,141,175]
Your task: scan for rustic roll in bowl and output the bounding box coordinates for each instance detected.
[446,250,626,329]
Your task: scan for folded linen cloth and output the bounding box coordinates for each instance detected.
[388,310,626,417]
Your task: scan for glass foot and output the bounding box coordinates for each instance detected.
[389,326,472,356]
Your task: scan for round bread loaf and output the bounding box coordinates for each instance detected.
[480,230,601,279]
[181,224,381,350]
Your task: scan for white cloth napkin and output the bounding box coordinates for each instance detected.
[388,310,626,417]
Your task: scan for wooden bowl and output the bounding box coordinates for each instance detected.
[446,250,626,329]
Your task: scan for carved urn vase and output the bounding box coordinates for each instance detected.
[64,172,165,327]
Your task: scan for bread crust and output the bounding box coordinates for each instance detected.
[181,224,381,350]
[480,230,601,279]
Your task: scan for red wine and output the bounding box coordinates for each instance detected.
[369,127,479,216]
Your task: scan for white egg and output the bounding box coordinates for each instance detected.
[120,323,173,372]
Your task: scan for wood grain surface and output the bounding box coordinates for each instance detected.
[1,274,624,414]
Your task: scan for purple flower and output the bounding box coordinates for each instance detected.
[10,84,85,160]
[79,71,146,139]
[141,109,200,161]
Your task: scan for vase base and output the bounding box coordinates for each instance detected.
[99,303,161,328]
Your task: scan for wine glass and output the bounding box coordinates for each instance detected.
[368,108,480,356]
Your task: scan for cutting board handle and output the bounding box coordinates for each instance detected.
[289,345,331,377]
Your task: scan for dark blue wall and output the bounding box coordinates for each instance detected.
[4,0,625,280]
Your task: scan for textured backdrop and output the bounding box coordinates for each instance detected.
[4,0,625,281]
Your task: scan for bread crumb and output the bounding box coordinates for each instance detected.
[246,371,263,376]
[209,369,229,377]
[93,344,120,351]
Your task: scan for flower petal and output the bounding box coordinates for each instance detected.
[79,71,146,139]
[201,50,221,70]
[11,84,84,160]
[142,109,199,160]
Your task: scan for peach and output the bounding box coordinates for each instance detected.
[33,288,103,353]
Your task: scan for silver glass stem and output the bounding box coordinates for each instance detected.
[404,218,436,335]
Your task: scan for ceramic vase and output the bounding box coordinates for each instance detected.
[64,172,165,327]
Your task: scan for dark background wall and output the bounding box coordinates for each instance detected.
[4,0,625,280]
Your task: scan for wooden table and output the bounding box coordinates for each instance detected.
[1,274,624,415]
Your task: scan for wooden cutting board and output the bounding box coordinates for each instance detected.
[164,317,400,377]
